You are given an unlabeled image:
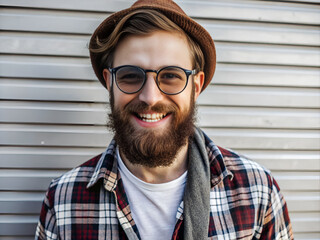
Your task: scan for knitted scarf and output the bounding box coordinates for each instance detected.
[183,128,211,239]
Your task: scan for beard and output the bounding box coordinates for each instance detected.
[107,88,197,168]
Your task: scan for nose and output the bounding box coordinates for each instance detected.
[138,73,164,106]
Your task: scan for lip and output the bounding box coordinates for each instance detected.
[132,112,172,128]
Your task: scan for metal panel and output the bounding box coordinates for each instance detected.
[0,8,108,35]
[0,79,108,102]
[0,101,108,125]
[261,0,320,3]
[1,147,319,172]
[1,8,319,46]
[0,202,318,236]
[0,147,104,169]
[273,172,320,191]
[216,42,320,67]
[239,150,320,171]
[290,212,320,233]
[0,170,318,191]
[1,79,319,108]
[2,34,320,66]
[0,170,65,191]
[199,19,320,46]
[284,191,320,212]
[5,221,320,239]
[0,55,96,80]
[199,85,320,108]
[0,0,319,238]
[198,106,320,129]
[0,192,43,220]
[0,190,318,214]
[203,128,320,150]
[9,219,320,239]
[2,56,320,88]
[293,233,320,240]
[1,124,319,150]
[1,0,319,25]
[0,215,38,235]
[0,237,34,240]
[1,102,319,129]
[0,124,112,147]
[1,146,319,172]
[0,32,89,57]
[214,64,320,88]
[1,66,319,93]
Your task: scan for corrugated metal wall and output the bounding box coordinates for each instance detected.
[0,0,319,239]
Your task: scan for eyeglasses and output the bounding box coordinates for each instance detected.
[108,65,197,95]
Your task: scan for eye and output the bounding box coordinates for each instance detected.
[158,68,185,84]
[161,72,182,79]
[116,67,144,85]
[118,73,141,80]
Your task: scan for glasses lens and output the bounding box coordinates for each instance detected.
[115,66,145,93]
[158,67,187,94]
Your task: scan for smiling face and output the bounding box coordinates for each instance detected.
[103,31,204,167]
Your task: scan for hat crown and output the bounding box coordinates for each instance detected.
[131,0,186,15]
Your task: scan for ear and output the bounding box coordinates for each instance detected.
[193,71,205,100]
[102,69,112,91]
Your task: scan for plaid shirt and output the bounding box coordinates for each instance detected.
[36,132,293,240]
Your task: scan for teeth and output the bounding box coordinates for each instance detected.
[138,113,166,122]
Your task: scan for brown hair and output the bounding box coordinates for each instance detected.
[89,9,204,72]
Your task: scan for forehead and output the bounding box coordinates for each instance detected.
[113,31,192,69]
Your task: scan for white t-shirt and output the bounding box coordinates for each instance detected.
[117,148,187,240]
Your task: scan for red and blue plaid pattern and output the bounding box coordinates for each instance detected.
[36,133,293,239]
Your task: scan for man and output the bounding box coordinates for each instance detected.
[36,0,293,239]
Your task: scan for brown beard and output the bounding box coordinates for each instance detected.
[107,88,196,168]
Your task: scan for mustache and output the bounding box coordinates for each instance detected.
[124,101,178,114]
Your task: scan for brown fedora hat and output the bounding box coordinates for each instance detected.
[89,0,216,92]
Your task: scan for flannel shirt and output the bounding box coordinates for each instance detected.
[36,132,293,239]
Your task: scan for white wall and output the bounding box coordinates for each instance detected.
[0,0,319,239]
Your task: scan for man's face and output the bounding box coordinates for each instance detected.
[103,31,204,167]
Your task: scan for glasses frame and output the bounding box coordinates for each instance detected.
[108,65,197,95]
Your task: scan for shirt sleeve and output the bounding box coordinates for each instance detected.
[35,188,58,240]
[260,177,294,240]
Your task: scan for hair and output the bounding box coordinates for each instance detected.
[89,9,204,72]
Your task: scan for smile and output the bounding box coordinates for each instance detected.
[137,113,167,122]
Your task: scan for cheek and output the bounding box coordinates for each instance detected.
[112,89,136,109]
[170,95,191,113]
[174,84,194,111]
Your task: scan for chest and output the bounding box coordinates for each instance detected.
[53,184,264,240]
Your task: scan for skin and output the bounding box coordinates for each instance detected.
[103,31,204,183]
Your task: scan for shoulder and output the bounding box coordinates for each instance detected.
[219,146,268,173]
[201,129,274,191]
[52,154,101,186]
[45,154,103,201]
[218,146,274,194]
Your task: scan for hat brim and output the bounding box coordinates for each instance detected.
[89,4,216,92]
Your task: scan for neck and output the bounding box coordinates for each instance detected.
[119,144,189,184]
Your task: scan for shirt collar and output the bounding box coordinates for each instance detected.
[87,139,119,191]
[87,134,233,191]
[201,131,234,187]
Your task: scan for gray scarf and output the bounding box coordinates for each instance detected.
[183,128,211,239]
